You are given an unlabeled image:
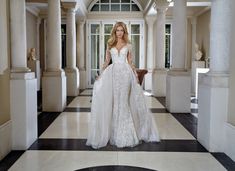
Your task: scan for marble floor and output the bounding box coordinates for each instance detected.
[1,89,235,171]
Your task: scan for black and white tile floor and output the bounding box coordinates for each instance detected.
[1,90,235,171]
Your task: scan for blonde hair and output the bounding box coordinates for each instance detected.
[107,22,130,49]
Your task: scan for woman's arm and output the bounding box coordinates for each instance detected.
[102,48,111,71]
[127,46,139,83]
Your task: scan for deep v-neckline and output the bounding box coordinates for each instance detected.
[114,44,127,55]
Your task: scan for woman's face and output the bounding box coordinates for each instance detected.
[116,26,124,39]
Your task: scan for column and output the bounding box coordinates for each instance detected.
[144,15,156,91]
[152,0,169,96]
[198,0,233,154]
[165,0,191,113]
[42,0,67,111]
[10,0,37,150]
[77,18,86,89]
[64,2,79,96]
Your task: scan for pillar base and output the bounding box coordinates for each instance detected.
[197,73,229,152]
[166,70,191,113]
[42,70,67,112]
[65,67,79,96]
[10,72,37,150]
[152,69,167,96]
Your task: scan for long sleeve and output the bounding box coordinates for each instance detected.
[102,48,111,72]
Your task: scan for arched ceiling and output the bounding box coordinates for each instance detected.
[83,0,151,12]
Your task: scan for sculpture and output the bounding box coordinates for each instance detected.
[28,48,36,61]
[194,43,203,61]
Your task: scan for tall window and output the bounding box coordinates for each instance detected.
[165,24,172,68]
[89,0,141,12]
[61,24,66,68]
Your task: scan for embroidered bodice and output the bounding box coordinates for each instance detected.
[110,44,130,64]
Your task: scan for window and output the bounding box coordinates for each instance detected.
[165,24,172,68]
[89,0,141,12]
[61,24,66,68]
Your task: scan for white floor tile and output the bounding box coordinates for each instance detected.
[67,96,92,108]
[9,151,226,171]
[145,96,165,108]
[40,112,194,140]
[154,113,195,140]
[40,112,90,139]
[80,89,93,95]
[9,151,118,171]
[118,152,226,171]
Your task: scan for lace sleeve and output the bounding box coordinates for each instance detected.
[102,48,111,72]
[127,44,139,83]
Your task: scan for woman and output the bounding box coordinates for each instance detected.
[86,22,160,149]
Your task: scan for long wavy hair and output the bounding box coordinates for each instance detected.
[107,22,130,49]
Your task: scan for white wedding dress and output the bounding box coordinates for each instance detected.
[86,44,160,149]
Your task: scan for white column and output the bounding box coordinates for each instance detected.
[191,17,197,61]
[10,0,30,72]
[77,18,86,89]
[146,16,156,70]
[42,0,67,111]
[36,17,41,60]
[152,1,169,96]
[156,7,167,69]
[198,0,233,154]
[64,5,80,96]
[171,0,187,69]
[10,0,37,150]
[166,0,191,113]
[191,17,198,96]
[144,16,156,91]
[46,0,61,71]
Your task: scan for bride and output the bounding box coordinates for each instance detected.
[86,22,160,149]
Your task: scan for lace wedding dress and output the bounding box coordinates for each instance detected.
[86,44,160,149]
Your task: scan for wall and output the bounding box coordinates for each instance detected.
[26,10,37,58]
[0,0,10,126]
[196,10,211,62]
[187,18,192,69]
[228,10,235,126]
[0,0,11,160]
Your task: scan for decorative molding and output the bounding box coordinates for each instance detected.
[26,5,40,17]
[194,6,211,17]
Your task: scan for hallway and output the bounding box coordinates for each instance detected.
[1,89,234,171]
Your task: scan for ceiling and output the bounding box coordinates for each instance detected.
[25,0,211,18]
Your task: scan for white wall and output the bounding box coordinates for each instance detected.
[196,10,211,62]
[26,10,37,58]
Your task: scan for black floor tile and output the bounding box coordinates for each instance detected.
[211,153,235,171]
[171,113,198,138]
[67,96,76,105]
[150,108,168,113]
[76,165,156,171]
[29,139,207,152]
[0,151,25,171]
[64,107,91,112]
[155,97,166,107]
[38,112,61,137]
